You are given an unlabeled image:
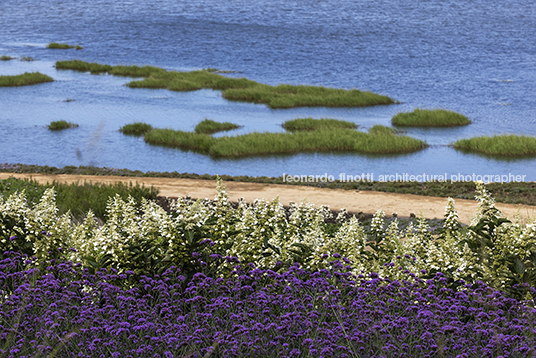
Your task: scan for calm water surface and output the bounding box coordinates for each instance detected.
[0,0,535,180]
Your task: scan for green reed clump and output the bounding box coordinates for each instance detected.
[119,122,153,136]
[282,118,357,131]
[392,108,471,127]
[48,120,78,131]
[143,127,425,157]
[20,56,34,62]
[194,119,240,134]
[0,177,158,221]
[47,42,74,49]
[54,60,397,108]
[368,124,396,135]
[0,55,14,61]
[453,134,536,156]
[144,129,216,152]
[0,72,53,87]
[56,59,113,74]
[222,84,395,108]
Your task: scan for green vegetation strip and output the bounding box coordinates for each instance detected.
[392,108,471,127]
[120,122,153,136]
[194,119,240,134]
[453,134,536,156]
[0,72,53,87]
[48,120,79,130]
[1,55,14,61]
[1,163,535,206]
[282,117,357,131]
[55,59,396,109]
[47,42,83,50]
[0,177,158,221]
[143,126,425,157]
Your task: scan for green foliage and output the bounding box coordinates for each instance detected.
[20,56,34,62]
[144,127,425,157]
[0,55,14,61]
[0,177,159,221]
[194,119,240,134]
[368,124,396,134]
[144,129,216,152]
[0,72,53,87]
[47,42,75,49]
[54,59,396,108]
[282,118,357,131]
[1,179,536,299]
[47,120,78,130]
[222,84,396,108]
[454,134,536,156]
[119,122,153,136]
[392,108,471,127]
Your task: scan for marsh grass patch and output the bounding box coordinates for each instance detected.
[0,72,53,87]
[194,119,241,134]
[48,120,79,131]
[392,108,471,127]
[143,126,425,157]
[368,125,397,135]
[47,42,82,50]
[0,55,15,61]
[119,122,153,136]
[55,60,397,109]
[453,134,536,156]
[0,177,158,221]
[282,118,357,131]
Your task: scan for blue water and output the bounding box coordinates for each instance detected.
[1,0,535,181]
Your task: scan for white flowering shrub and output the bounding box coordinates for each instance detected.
[1,179,536,298]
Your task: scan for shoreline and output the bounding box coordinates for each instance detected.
[1,172,535,224]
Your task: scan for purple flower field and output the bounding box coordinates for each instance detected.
[1,252,535,358]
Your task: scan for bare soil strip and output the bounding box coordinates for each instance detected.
[1,173,534,224]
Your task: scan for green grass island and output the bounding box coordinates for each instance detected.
[47,42,83,50]
[122,118,425,158]
[119,122,153,136]
[55,59,397,109]
[0,72,54,87]
[392,108,471,127]
[453,134,536,156]
[282,117,357,131]
[194,119,241,134]
[48,120,79,131]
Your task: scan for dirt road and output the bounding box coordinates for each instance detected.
[1,173,534,224]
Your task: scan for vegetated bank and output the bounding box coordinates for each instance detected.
[0,55,15,61]
[0,72,53,87]
[453,134,536,156]
[48,120,79,130]
[141,124,426,157]
[55,59,397,109]
[0,177,158,221]
[392,108,471,127]
[1,163,535,206]
[194,119,240,134]
[47,42,83,50]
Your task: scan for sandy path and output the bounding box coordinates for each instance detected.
[1,173,534,224]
